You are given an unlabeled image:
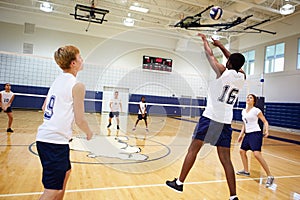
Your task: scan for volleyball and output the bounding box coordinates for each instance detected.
[210,6,223,20]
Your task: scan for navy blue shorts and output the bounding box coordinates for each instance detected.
[1,106,12,113]
[36,141,71,190]
[240,131,263,151]
[192,116,233,148]
[138,113,147,120]
[109,111,119,118]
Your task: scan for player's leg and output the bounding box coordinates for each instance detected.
[37,142,70,200]
[39,189,60,200]
[107,112,113,128]
[56,169,71,200]
[133,114,141,130]
[179,139,204,182]
[238,149,249,173]
[253,151,271,176]
[166,116,210,192]
[166,139,203,192]
[116,112,120,129]
[217,146,236,197]
[253,150,274,187]
[5,107,13,132]
[144,114,148,130]
[236,134,251,176]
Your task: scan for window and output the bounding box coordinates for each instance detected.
[297,38,300,69]
[242,50,255,75]
[264,42,285,73]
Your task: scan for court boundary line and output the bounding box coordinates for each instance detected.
[0,174,299,198]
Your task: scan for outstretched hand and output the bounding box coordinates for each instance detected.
[211,37,222,47]
[197,33,206,40]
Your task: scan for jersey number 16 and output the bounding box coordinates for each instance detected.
[218,85,239,105]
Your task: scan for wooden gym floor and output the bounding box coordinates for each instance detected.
[0,109,300,200]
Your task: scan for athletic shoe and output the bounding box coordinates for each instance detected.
[166,178,183,193]
[132,127,136,131]
[229,197,239,200]
[6,128,14,133]
[265,176,274,188]
[117,125,120,130]
[236,170,250,176]
[107,123,111,128]
[146,128,149,132]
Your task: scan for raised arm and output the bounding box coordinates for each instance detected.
[211,38,231,59]
[198,33,226,78]
[72,82,93,140]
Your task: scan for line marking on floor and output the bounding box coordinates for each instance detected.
[1,174,300,197]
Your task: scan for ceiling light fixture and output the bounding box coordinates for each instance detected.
[40,2,53,12]
[280,3,295,15]
[129,5,149,13]
[123,17,134,26]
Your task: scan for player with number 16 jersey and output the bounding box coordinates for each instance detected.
[166,33,245,200]
[203,68,245,124]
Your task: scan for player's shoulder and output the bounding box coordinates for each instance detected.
[253,107,262,113]
[73,82,85,91]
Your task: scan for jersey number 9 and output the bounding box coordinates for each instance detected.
[44,95,56,120]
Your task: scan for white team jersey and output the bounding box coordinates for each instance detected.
[0,90,14,106]
[138,102,147,114]
[110,98,121,112]
[242,107,262,133]
[36,73,77,144]
[203,68,245,124]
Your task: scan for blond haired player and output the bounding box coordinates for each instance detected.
[36,45,94,200]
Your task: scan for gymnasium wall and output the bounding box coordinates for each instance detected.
[233,12,300,103]
[0,21,211,99]
[230,13,300,130]
[1,18,299,130]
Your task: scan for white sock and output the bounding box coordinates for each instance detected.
[176,179,183,185]
[229,195,237,200]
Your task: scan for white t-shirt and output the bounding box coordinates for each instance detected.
[242,107,262,133]
[110,98,121,112]
[138,102,147,114]
[36,73,77,144]
[0,90,14,107]
[203,69,245,124]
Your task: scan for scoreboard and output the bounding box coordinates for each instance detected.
[142,56,172,72]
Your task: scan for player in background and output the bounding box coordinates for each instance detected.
[236,94,274,187]
[132,96,148,132]
[166,33,246,200]
[0,83,15,133]
[107,91,122,130]
[36,45,94,200]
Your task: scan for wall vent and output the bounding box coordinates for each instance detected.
[24,23,35,34]
[23,43,34,54]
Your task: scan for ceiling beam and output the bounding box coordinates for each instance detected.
[173,0,264,21]
[231,0,281,14]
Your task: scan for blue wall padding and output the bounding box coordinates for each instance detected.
[1,84,299,129]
